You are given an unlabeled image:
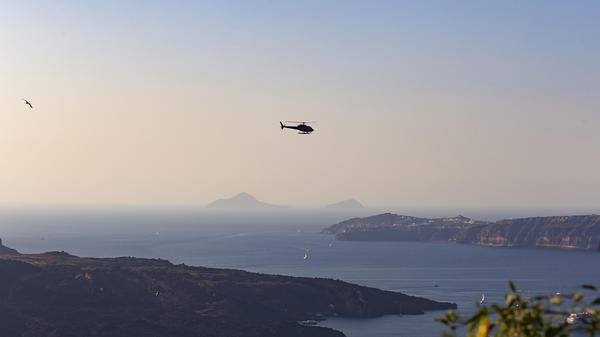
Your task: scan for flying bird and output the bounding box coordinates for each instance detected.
[22,99,33,109]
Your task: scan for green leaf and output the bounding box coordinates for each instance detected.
[549,295,562,306]
[506,294,518,306]
[582,284,597,291]
[509,281,517,292]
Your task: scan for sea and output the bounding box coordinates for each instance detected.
[1,208,599,337]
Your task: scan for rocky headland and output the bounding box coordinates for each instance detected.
[0,250,455,337]
[322,213,600,251]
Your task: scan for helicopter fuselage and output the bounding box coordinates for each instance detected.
[281,122,314,134]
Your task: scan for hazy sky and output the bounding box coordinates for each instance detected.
[1,1,599,208]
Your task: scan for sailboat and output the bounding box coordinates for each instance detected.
[480,293,486,305]
[303,249,309,260]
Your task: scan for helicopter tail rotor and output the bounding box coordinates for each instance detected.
[280,121,285,130]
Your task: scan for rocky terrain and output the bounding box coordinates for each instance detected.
[0,250,455,337]
[322,213,600,251]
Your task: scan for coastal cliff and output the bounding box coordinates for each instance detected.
[0,252,455,337]
[322,213,600,251]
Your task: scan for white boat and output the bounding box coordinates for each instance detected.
[480,293,485,304]
[303,249,309,260]
[566,312,593,325]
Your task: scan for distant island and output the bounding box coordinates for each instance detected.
[206,192,289,210]
[325,199,365,210]
[322,213,600,251]
[0,251,455,337]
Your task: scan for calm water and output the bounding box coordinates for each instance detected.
[1,209,599,337]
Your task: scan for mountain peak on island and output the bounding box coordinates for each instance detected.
[326,199,364,209]
[230,192,257,202]
[206,192,288,210]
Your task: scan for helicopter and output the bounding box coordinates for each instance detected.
[280,121,315,134]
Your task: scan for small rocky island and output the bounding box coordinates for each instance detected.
[325,199,365,210]
[323,213,600,251]
[0,238,18,254]
[206,192,289,210]
[0,249,455,337]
